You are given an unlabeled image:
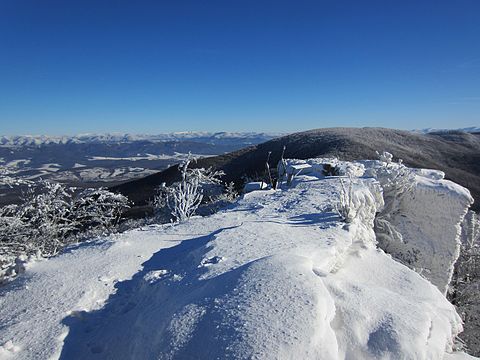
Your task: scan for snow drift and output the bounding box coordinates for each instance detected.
[0,158,475,359]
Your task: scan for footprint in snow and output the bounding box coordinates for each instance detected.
[312,268,327,277]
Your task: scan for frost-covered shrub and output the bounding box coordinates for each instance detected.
[373,151,415,245]
[223,181,238,201]
[451,211,480,355]
[13,181,77,256]
[72,188,130,233]
[0,180,129,282]
[334,176,383,226]
[336,176,356,223]
[374,152,414,206]
[197,181,240,216]
[151,183,171,221]
[168,173,203,222]
[461,211,480,252]
[0,204,31,280]
[152,157,225,223]
[376,150,393,164]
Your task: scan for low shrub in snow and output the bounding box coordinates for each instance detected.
[0,180,129,282]
[374,152,415,214]
[336,176,356,223]
[152,156,225,222]
[223,181,238,201]
[196,181,240,216]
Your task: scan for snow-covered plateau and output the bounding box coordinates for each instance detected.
[0,157,477,359]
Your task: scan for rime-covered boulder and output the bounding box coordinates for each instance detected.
[374,169,473,294]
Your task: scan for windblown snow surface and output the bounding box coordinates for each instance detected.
[0,159,476,359]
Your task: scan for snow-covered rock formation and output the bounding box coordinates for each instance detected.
[0,158,475,359]
[377,172,473,293]
[282,157,474,295]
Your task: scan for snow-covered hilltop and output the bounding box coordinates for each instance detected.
[0,157,476,359]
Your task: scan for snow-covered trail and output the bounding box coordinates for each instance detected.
[0,170,473,359]
[0,228,190,359]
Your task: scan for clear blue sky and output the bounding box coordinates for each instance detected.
[0,0,479,135]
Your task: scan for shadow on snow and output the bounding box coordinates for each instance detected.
[59,224,249,359]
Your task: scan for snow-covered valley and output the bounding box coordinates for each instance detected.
[0,132,280,201]
[0,158,476,359]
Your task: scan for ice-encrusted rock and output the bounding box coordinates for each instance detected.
[283,158,365,179]
[375,173,473,294]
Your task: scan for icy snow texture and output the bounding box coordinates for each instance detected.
[0,159,475,359]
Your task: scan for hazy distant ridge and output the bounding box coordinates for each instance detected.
[0,132,284,147]
[414,127,480,134]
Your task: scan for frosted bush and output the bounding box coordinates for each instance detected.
[12,181,76,256]
[373,151,415,244]
[0,180,129,282]
[336,176,356,223]
[169,167,203,222]
[72,188,130,233]
[152,183,170,220]
[153,156,225,223]
[451,211,480,354]
[223,181,238,201]
[376,150,393,164]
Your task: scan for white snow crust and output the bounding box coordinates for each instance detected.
[0,158,475,359]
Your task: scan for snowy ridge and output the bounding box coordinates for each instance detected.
[0,159,475,359]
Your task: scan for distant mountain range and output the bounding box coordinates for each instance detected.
[2,128,478,147]
[0,132,284,148]
[414,127,480,134]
